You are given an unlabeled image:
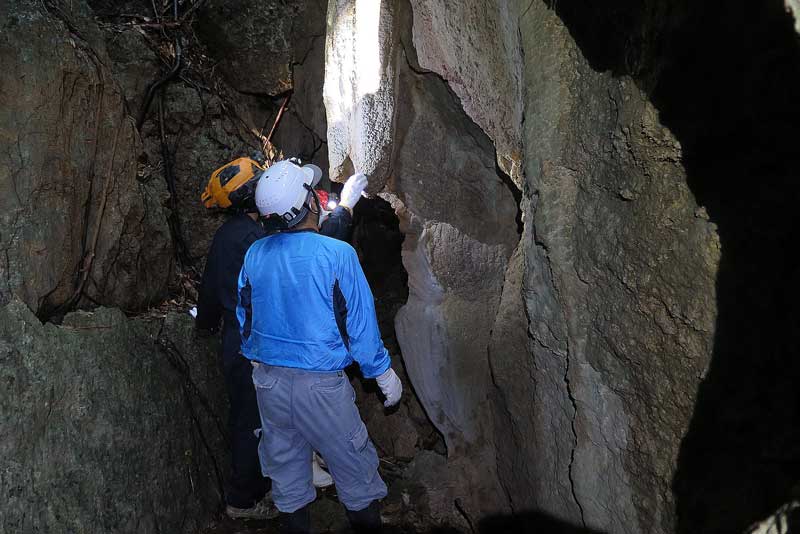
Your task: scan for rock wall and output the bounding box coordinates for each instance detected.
[0,299,227,533]
[788,0,800,33]
[0,0,172,316]
[325,0,800,533]
[408,0,524,184]
[85,0,330,264]
[325,0,520,525]
[324,0,400,187]
[510,3,718,531]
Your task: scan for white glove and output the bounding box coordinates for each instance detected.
[375,368,402,408]
[340,172,368,210]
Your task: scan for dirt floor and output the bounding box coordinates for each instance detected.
[199,458,460,534]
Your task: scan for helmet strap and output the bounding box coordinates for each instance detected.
[303,184,321,216]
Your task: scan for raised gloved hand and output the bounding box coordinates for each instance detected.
[340,172,368,210]
[375,368,402,408]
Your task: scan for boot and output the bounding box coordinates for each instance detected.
[345,500,382,533]
[225,491,279,520]
[283,505,310,534]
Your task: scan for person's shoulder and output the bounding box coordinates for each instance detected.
[243,233,274,260]
[216,214,261,237]
[313,232,356,254]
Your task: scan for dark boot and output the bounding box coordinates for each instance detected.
[345,500,382,533]
[283,505,310,534]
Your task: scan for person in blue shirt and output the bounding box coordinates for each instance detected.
[237,160,403,533]
[196,157,367,520]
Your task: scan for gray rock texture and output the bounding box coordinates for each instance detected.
[272,0,330,171]
[324,0,521,523]
[323,0,399,187]
[745,502,800,534]
[408,0,524,184]
[323,1,800,533]
[0,299,227,533]
[121,0,329,263]
[493,3,720,532]
[196,0,310,96]
[0,0,172,316]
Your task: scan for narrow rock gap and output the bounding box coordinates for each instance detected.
[349,196,447,460]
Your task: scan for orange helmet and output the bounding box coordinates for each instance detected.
[201,157,265,209]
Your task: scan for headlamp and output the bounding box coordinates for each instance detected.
[327,192,339,210]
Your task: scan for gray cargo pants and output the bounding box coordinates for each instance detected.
[252,363,387,513]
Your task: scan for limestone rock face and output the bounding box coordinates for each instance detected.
[324,0,520,522]
[0,300,227,534]
[323,2,800,533]
[388,11,519,520]
[323,0,399,187]
[105,0,331,264]
[196,0,306,96]
[503,3,719,532]
[138,84,266,261]
[0,0,172,316]
[408,0,524,184]
[272,0,330,171]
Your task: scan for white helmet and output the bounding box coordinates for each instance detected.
[254,159,323,227]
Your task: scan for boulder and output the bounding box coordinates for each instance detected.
[0,299,227,534]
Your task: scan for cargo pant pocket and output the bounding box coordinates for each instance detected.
[252,364,278,390]
[348,422,380,484]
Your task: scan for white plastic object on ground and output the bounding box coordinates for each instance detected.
[189,307,197,318]
[312,452,334,488]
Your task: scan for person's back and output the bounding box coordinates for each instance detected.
[238,160,403,533]
[238,230,387,376]
[197,213,264,335]
[196,157,364,520]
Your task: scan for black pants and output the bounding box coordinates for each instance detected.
[222,326,269,508]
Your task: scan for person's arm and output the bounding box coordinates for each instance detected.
[236,261,253,346]
[334,245,391,378]
[319,206,353,241]
[334,246,402,406]
[319,172,366,241]
[196,243,222,332]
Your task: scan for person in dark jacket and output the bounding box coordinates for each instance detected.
[196,157,367,520]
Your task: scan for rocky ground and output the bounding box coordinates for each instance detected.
[200,461,463,534]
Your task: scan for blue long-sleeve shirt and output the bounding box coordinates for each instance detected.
[196,207,353,337]
[236,229,390,378]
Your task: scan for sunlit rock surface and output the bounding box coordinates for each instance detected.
[323,0,398,188]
